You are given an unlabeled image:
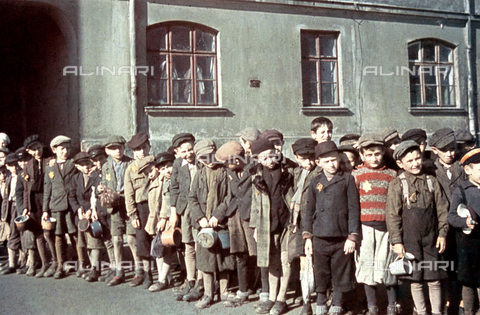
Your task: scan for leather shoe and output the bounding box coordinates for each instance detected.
[195,295,213,309]
[130,275,145,287]
[299,302,313,315]
[108,275,125,286]
[174,280,195,300]
[16,266,28,275]
[26,266,36,277]
[1,267,16,275]
[99,269,116,282]
[183,280,204,302]
[85,270,99,282]
[36,266,49,278]
[149,281,166,292]
[256,300,275,314]
[54,269,65,279]
[269,301,287,315]
[142,272,153,289]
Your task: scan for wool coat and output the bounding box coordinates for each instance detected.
[43,159,77,213]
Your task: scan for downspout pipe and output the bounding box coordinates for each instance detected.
[466,0,478,144]
[129,0,138,134]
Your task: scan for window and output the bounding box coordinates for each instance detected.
[301,32,339,106]
[147,23,218,106]
[408,40,455,107]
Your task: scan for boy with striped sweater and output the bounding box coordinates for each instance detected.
[352,133,397,315]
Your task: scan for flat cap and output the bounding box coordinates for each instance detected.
[138,156,155,173]
[358,133,385,149]
[455,130,475,144]
[155,152,176,166]
[339,134,361,146]
[127,132,149,150]
[235,127,260,143]
[215,141,244,162]
[24,134,42,149]
[0,133,10,145]
[15,147,30,161]
[88,145,106,159]
[5,153,17,165]
[401,129,427,145]
[172,133,195,148]
[429,128,455,149]
[103,135,126,148]
[460,148,480,166]
[73,152,91,165]
[250,138,275,155]
[393,140,420,160]
[50,135,71,148]
[380,128,399,143]
[292,138,317,156]
[259,129,283,142]
[315,140,338,159]
[194,139,216,157]
[338,145,359,155]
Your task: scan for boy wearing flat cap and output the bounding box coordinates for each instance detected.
[448,148,480,315]
[41,135,78,279]
[386,140,449,315]
[381,128,401,172]
[310,117,333,143]
[124,132,154,288]
[98,135,132,286]
[249,137,294,315]
[455,130,476,162]
[303,141,361,315]
[237,127,260,157]
[352,133,398,315]
[401,129,436,176]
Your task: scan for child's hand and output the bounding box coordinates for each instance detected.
[305,238,313,256]
[436,237,446,254]
[209,216,218,228]
[467,216,476,230]
[344,239,355,255]
[42,212,49,221]
[170,208,177,228]
[157,219,167,232]
[132,219,140,229]
[199,217,209,228]
[393,244,405,258]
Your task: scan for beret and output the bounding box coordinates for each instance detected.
[292,138,317,156]
[215,141,244,162]
[0,147,10,154]
[429,128,455,149]
[259,129,283,142]
[50,135,71,148]
[0,133,10,145]
[315,140,338,159]
[23,134,42,149]
[380,128,399,143]
[5,153,18,165]
[155,152,176,166]
[103,135,126,148]
[455,130,475,143]
[88,145,106,159]
[250,138,275,155]
[393,140,420,161]
[460,148,480,166]
[339,134,361,146]
[172,133,195,148]
[15,147,30,161]
[401,129,427,145]
[236,127,260,143]
[358,133,384,149]
[194,139,216,157]
[138,156,155,173]
[73,152,91,164]
[127,132,149,150]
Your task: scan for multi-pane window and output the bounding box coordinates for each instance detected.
[147,23,218,106]
[408,40,455,107]
[301,32,339,106]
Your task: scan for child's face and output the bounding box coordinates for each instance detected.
[145,165,159,180]
[397,150,422,175]
[76,162,93,175]
[311,124,332,143]
[26,143,43,160]
[175,142,195,163]
[360,146,384,169]
[197,153,216,169]
[258,149,279,169]
[18,160,28,170]
[316,152,340,174]
[159,163,173,179]
[432,143,456,166]
[0,152,5,166]
[91,155,107,170]
[465,163,480,186]
[106,145,124,161]
[343,151,358,169]
[271,139,284,154]
[5,163,16,174]
[53,144,70,161]
[133,142,150,160]
[295,154,315,171]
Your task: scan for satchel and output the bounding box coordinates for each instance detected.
[383,246,399,286]
[0,221,10,242]
[100,186,121,209]
[151,231,164,258]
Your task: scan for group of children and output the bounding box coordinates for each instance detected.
[0,118,479,315]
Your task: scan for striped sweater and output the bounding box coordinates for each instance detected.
[352,164,397,222]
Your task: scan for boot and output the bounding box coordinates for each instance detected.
[85,269,100,282]
[108,270,125,287]
[44,262,58,278]
[54,263,65,279]
[174,280,195,301]
[183,279,205,302]
[130,269,145,287]
[142,270,153,289]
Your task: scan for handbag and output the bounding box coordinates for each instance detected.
[150,231,164,258]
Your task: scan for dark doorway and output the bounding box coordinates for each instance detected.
[0,3,74,149]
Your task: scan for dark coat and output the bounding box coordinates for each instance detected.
[433,160,465,202]
[304,170,361,239]
[225,166,253,221]
[69,171,99,214]
[170,158,201,216]
[19,158,50,214]
[43,159,77,213]
[100,155,132,214]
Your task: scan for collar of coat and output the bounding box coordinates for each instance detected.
[434,159,463,181]
[249,161,294,196]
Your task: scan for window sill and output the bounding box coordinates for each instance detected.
[409,107,467,116]
[145,106,233,117]
[300,106,353,116]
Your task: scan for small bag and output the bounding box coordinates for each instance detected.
[383,247,398,286]
[301,255,315,302]
[151,232,164,258]
[0,221,10,242]
[100,186,121,208]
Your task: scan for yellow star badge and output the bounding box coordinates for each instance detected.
[131,165,138,173]
[106,174,111,182]
[49,171,54,179]
[316,182,323,192]
[362,181,373,192]
[409,192,417,203]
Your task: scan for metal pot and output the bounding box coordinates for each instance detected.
[90,221,103,238]
[78,218,90,232]
[161,228,182,247]
[42,217,57,231]
[197,228,218,249]
[217,229,230,249]
[14,215,30,232]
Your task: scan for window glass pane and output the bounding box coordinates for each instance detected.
[439,65,453,85]
[303,83,318,105]
[425,86,438,105]
[441,85,454,106]
[423,67,437,85]
[171,55,192,79]
[301,34,318,58]
[302,61,318,82]
[196,30,215,52]
[197,81,215,104]
[321,83,337,104]
[408,43,420,61]
[320,36,336,57]
[172,80,192,103]
[146,27,167,51]
[196,56,215,80]
[171,26,191,51]
[147,54,168,79]
[321,61,336,82]
[423,42,435,62]
[148,79,168,104]
[410,84,421,106]
[409,65,420,85]
[440,45,452,63]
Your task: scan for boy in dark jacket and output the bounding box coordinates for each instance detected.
[303,140,361,315]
